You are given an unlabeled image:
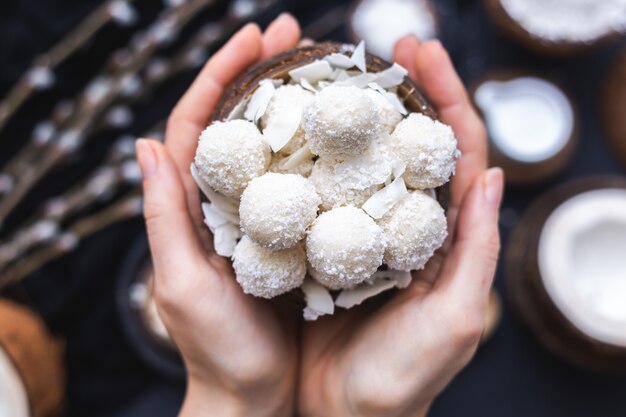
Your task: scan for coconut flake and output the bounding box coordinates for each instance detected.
[333,142,393,190]
[190,163,239,215]
[336,269,412,308]
[367,269,412,287]
[351,40,367,72]
[375,63,408,88]
[334,73,377,88]
[244,79,275,123]
[300,78,317,93]
[302,278,335,321]
[280,144,313,171]
[368,82,408,115]
[213,223,240,257]
[362,175,408,219]
[288,60,333,83]
[201,202,239,229]
[324,53,356,69]
[262,105,303,152]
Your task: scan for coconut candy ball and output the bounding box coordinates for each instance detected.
[309,159,383,211]
[377,191,447,271]
[390,113,458,189]
[240,172,321,251]
[307,206,386,289]
[233,236,306,298]
[303,85,381,160]
[364,88,403,133]
[260,85,313,155]
[194,120,270,198]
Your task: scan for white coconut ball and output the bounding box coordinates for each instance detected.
[194,120,270,198]
[233,236,306,298]
[309,159,385,211]
[365,88,403,133]
[260,85,313,155]
[303,85,381,160]
[377,191,447,270]
[390,113,458,189]
[307,206,386,289]
[240,172,321,251]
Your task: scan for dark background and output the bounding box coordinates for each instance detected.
[1,0,625,416]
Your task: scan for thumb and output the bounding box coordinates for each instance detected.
[136,138,204,280]
[434,167,504,311]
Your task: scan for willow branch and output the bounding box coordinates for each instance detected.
[0,0,139,135]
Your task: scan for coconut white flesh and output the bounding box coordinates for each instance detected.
[368,82,408,115]
[538,188,626,347]
[474,77,574,163]
[374,63,408,88]
[212,223,241,257]
[300,78,317,93]
[362,175,409,219]
[244,79,275,123]
[334,73,377,88]
[350,40,367,72]
[0,347,29,417]
[288,60,333,83]
[301,278,335,320]
[263,106,303,152]
[335,269,411,309]
[324,53,356,69]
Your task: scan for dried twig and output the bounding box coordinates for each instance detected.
[0,192,143,288]
[0,0,139,135]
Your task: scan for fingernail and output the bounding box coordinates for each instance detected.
[136,139,158,179]
[484,167,504,209]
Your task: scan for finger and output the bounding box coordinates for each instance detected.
[414,40,488,213]
[393,35,420,81]
[136,139,207,279]
[166,23,263,173]
[261,13,301,59]
[432,168,503,311]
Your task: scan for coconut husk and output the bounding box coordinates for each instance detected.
[602,50,626,169]
[0,300,65,417]
[506,177,626,371]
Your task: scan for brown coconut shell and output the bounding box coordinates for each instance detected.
[602,49,626,169]
[0,300,65,417]
[468,70,577,184]
[210,42,449,310]
[483,0,623,56]
[506,177,626,372]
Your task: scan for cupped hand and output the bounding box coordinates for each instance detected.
[298,37,504,417]
[136,15,302,417]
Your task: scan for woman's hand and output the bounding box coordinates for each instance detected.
[298,37,504,417]
[136,15,302,417]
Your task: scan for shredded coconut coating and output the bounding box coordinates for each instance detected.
[233,236,306,298]
[390,113,458,189]
[194,120,270,198]
[307,206,386,289]
[365,88,403,133]
[268,152,314,177]
[240,172,321,251]
[377,191,447,270]
[309,159,382,211]
[260,84,313,155]
[303,85,381,160]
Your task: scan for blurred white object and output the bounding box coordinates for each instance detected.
[0,347,29,417]
[474,77,574,164]
[539,189,626,347]
[501,0,626,43]
[351,0,437,61]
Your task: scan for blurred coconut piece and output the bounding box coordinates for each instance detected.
[470,72,576,184]
[347,0,438,61]
[602,49,626,169]
[0,300,65,417]
[484,0,626,56]
[507,177,626,371]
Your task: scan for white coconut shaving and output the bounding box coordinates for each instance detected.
[335,269,412,309]
[301,278,335,320]
[500,0,626,43]
[288,60,333,83]
[244,79,275,123]
[350,40,367,72]
[324,53,357,69]
[374,63,409,88]
[362,162,409,219]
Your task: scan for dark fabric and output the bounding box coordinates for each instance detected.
[0,0,625,416]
